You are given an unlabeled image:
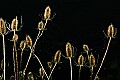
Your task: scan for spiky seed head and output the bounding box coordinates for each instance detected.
[94,76,99,80]
[66,42,72,58]
[83,44,89,52]
[27,72,34,80]
[89,53,95,67]
[12,34,18,41]
[54,50,62,63]
[107,23,116,37]
[26,35,32,48]
[39,68,45,77]
[44,6,51,20]
[20,40,26,50]
[0,18,6,35]
[11,16,18,31]
[78,54,84,66]
[47,62,53,69]
[38,21,44,30]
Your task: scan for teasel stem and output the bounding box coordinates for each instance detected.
[33,54,49,79]
[20,50,24,71]
[2,35,5,80]
[78,66,82,80]
[23,20,48,75]
[94,37,111,80]
[13,30,19,80]
[48,62,57,80]
[90,67,93,80]
[69,57,72,80]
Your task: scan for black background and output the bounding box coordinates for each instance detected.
[0,0,120,80]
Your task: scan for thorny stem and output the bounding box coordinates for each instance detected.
[69,58,72,80]
[33,54,49,79]
[94,37,111,80]
[78,66,81,80]
[20,50,24,71]
[48,62,57,80]
[2,35,5,80]
[23,20,48,76]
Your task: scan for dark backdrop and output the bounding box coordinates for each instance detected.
[0,0,120,80]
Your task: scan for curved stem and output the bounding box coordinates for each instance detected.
[2,35,5,80]
[94,37,111,79]
[69,58,72,80]
[48,62,57,80]
[20,50,23,71]
[33,54,49,79]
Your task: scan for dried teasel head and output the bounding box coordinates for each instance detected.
[89,53,95,67]
[27,72,34,80]
[39,67,45,78]
[44,6,51,20]
[47,62,53,69]
[38,21,44,30]
[12,34,18,41]
[94,76,99,80]
[0,18,6,35]
[11,16,18,31]
[20,40,26,50]
[66,42,73,58]
[78,54,84,66]
[83,44,89,52]
[54,50,62,63]
[26,35,32,48]
[107,23,117,38]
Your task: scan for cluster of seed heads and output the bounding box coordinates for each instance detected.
[0,18,6,35]
[66,42,73,58]
[54,50,62,63]
[11,16,18,31]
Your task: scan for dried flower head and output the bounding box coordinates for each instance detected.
[78,54,84,66]
[47,62,53,69]
[39,67,45,78]
[0,18,6,35]
[54,50,62,63]
[20,40,26,50]
[38,21,44,30]
[12,34,18,41]
[26,35,32,48]
[83,44,89,52]
[94,76,99,80]
[66,42,72,58]
[27,72,34,80]
[11,16,18,31]
[107,23,117,38]
[44,6,51,20]
[89,53,95,67]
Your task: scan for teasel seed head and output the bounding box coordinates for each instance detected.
[20,40,26,50]
[27,72,34,80]
[89,53,95,67]
[0,18,6,35]
[12,34,18,42]
[38,21,44,30]
[26,35,32,48]
[11,16,18,31]
[44,6,51,20]
[94,76,99,80]
[66,42,73,58]
[83,44,89,52]
[39,67,45,78]
[47,62,53,69]
[78,54,84,66]
[54,50,62,63]
[107,23,116,38]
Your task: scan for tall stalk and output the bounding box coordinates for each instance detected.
[69,57,72,80]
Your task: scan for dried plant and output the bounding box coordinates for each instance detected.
[39,67,45,80]
[27,72,34,80]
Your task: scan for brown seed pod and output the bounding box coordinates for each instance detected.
[47,62,53,69]
[26,35,32,48]
[54,50,62,63]
[11,16,18,31]
[0,18,6,35]
[83,44,89,52]
[44,6,51,20]
[78,54,84,66]
[38,21,44,30]
[39,68,45,77]
[66,42,72,58]
[107,24,116,37]
[12,34,18,41]
[20,40,26,50]
[89,53,95,67]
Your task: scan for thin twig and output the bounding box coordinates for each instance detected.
[78,66,81,80]
[20,50,24,71]
[69,58,72,80]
